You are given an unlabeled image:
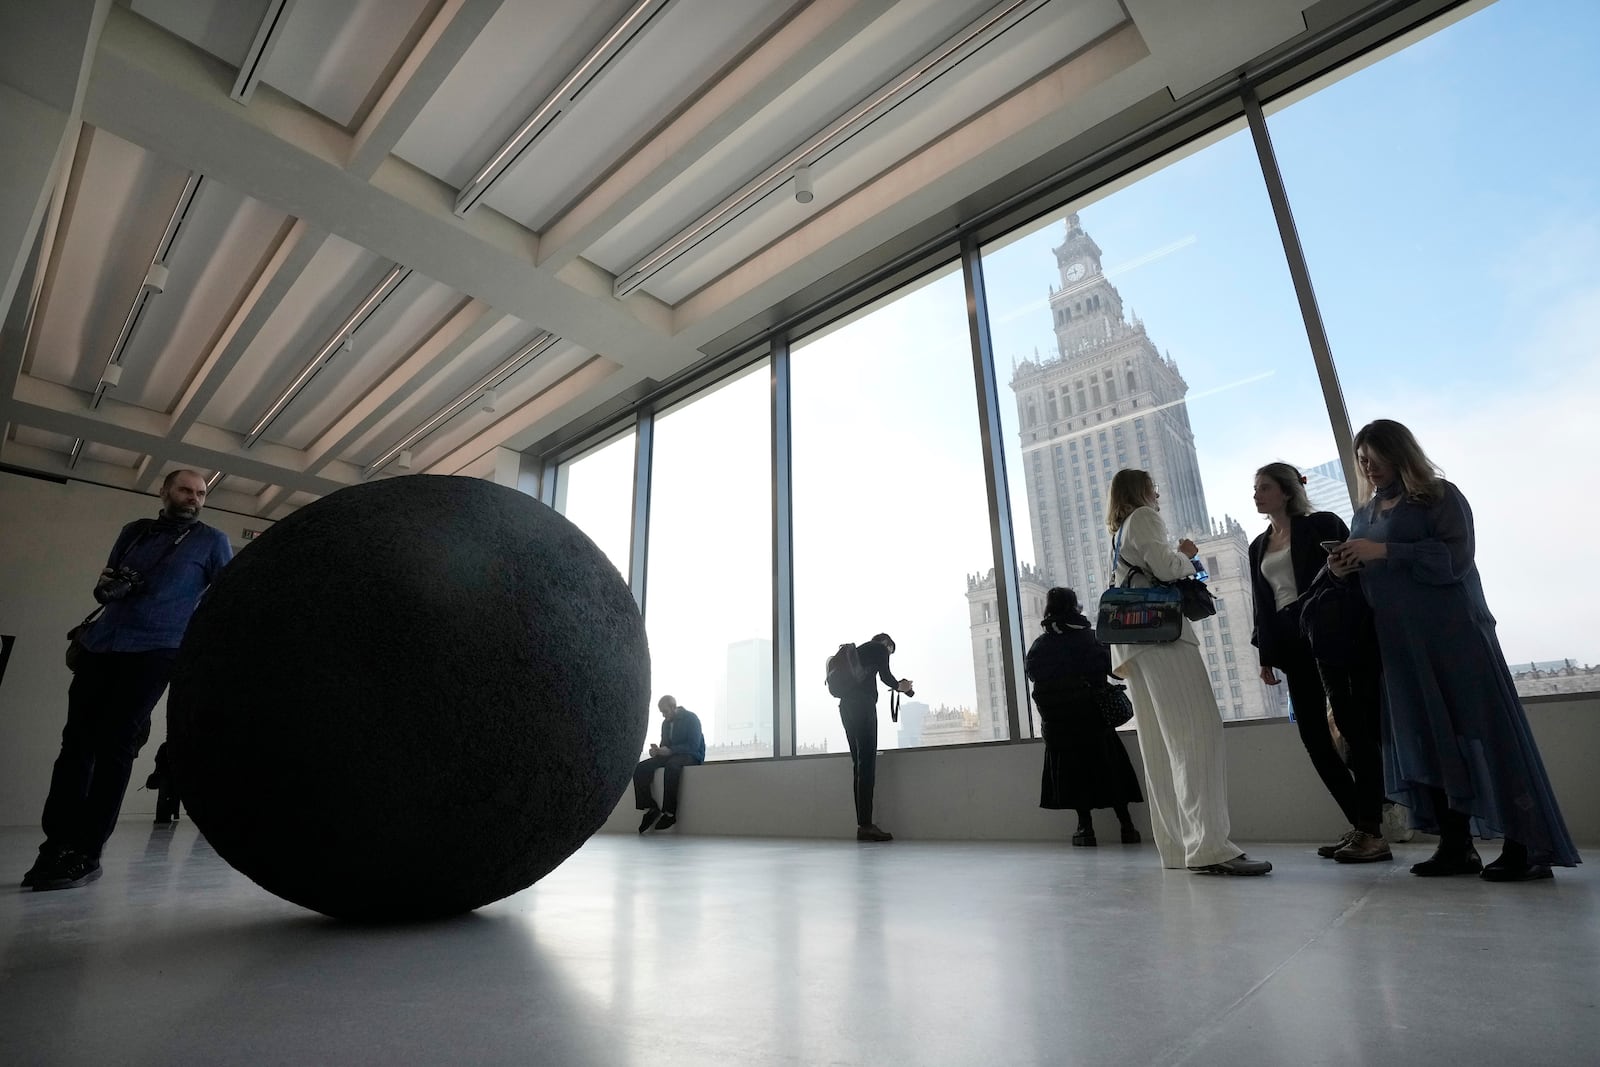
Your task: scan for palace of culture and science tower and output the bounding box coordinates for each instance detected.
[967,213,1287,738]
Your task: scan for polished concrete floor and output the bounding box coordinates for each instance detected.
[2,823,1596,1066]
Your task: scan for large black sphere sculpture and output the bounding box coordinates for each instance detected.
[169,475,649,920]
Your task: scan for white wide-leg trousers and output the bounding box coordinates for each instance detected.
[1122,642,1243,869]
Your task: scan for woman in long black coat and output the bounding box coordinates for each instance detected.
[1025,587,1144,846]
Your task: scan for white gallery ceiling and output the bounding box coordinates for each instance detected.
[1,0,1341,520]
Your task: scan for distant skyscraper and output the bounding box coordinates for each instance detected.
[969,213,1285,726]
[1303,458,1355,525]
[895,700,930,748]
[715,638,773,756]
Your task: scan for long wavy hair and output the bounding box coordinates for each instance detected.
[1352,419,1444,503]
[1256,461,1313,517]
[1105,468,1155,534]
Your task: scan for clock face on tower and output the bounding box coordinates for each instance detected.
[1065,262,1086,282]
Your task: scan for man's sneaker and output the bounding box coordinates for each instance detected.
[856,825,893,842]
[638,807,662,834]
[1317,830,1358,859]
[654,813,677,831]
[1334,831,1392,863]
[31,851,102,891]
[20,844,67,889]
[1189,853,1273,876]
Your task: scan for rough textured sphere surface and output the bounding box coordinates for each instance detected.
[169,475,649,920]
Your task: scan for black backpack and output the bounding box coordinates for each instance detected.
[825,643,868,697]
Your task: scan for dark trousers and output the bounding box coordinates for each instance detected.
[634,754,695,814]
[1318,653,1385,833]
[1275,620,1384,832]
[40,650,175,859]
[839,699,878,827]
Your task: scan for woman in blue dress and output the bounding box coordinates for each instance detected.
[1329,420,1579,880]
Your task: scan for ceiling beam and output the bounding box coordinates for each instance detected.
[11,373,348,495]
[538,0,884,273]
[167,217,330,439]
[347,0,508,179]
[670,19,1150,346]
[301,298,502,475]
[84,5,700,374]
[425,355,617,476]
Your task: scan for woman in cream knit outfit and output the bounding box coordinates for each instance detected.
[1106,469,1271,876]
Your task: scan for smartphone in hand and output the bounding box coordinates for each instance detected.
[1319,540,1344,553]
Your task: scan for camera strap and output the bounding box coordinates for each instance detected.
[110,520,196,589]
[888,688,900,723]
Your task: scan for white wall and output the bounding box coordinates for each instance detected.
[608,701,1600,845]
[0,471,254,825]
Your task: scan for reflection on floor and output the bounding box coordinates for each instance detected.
[2,824,1595,1065]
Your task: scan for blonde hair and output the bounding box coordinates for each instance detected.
[1352,419,1443,503]
[1255,462,1313,517]
[1106,468,1155,534]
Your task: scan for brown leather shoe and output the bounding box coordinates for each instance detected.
[1334,831,1392,864]
[1317,830,1357,859]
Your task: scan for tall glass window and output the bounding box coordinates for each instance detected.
[980,125,1340,724]
[1268,0,1600,695]
[790,264,1001,753]
[553,429,636,582]
[644,364,774,760]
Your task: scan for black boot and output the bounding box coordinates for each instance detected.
[1482,838,1553,882]
[1411,801,1480,876]
[1115,804,1141,844]
[1072,810,1096,847]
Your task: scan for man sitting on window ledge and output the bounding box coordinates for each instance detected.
[634,695,705,833]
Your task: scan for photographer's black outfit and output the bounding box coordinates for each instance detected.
[838,640,902,833]
[1249,512,1385,844]
[26,513,231,890]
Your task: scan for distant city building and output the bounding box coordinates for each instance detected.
[707,738,828,760]
[969,213,1285,725]
[918,705,982,747]
[895,700,930,748]
[1511,659,1600,699]
[966,565,1049,739]
[1302,458,1355,525]
[713,637,773,756]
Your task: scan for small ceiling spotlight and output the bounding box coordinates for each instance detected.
[339,335,354,354]
[144,262,170,294]
[100,363,124,388]
[793,165,814,205]
[396,449,414,471]
[480,388,498,413]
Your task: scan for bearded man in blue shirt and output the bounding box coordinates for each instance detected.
[24,469,233,891]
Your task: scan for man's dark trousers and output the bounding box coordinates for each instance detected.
[839,698,878,826]
[634,754,696,814]
[40,650,174,859]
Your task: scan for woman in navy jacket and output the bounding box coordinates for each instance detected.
[1249,462,1386,863]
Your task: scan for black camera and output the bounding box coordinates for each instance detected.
[94,566,145,604]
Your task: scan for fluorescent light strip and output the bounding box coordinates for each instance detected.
[453,0,672,217]
[91,173,204,410]
[232,0,295,106]
[66,437,84,469]
[206,471,226,491]
[613,0,1049,298]
[243,265,411,448]
[363,332,559,477]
